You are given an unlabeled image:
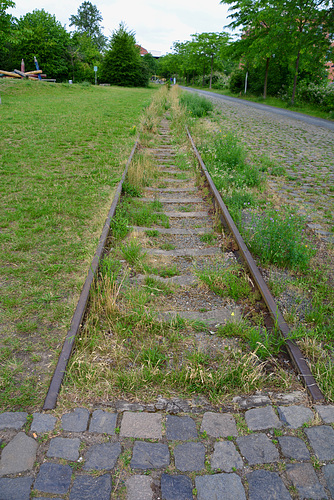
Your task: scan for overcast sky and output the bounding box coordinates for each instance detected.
[8,0,232,55]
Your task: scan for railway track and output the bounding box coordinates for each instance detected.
[43,104,324,410]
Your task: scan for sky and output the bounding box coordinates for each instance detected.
[8,0,232,55]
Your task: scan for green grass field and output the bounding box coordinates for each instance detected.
[0,80,156,410]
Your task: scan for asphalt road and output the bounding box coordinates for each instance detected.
[180,86,334,132]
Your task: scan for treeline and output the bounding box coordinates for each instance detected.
[0,0,156,86]
[158,0,334,105]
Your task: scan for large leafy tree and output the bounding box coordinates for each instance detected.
[69,1,107,51]
[221,0,333,101]
[68,32,102,82]
[101,23,149,87]
[190,32,230,88]
[0,0,15,68]
[12,9,70,80]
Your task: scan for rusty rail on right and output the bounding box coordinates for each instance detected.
[187,127,324,403]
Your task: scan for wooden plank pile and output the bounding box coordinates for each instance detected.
[0,59,56,82]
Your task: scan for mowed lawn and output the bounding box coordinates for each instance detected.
[0,80,156,410]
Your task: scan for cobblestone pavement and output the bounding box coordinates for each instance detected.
[1,393,334,499]
[188,88,334,244]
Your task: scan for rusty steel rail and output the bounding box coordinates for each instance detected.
[186,127,324,403]
[43,141,139,410]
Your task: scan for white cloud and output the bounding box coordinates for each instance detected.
[8,0,231,54]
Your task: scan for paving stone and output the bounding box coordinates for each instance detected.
[115,401,145,412]
[166,415,197,440]
[277,405,314,428]
[211,440,243,471]
[245,406,282,431]
[305,425,334,460]
[61,407,89,432]
[0,411,28,430]
[130,441,170,469]
[31,413,57,433]
[88,410,117,434]
[34,463,72,494]
[126,475,153,500]
[195,473,246,500]
[161,474,193,500]
[233,393,271,409]
[46,437,81,461]
[174,442,205,471]
[247,469,292,500]
[0,477,33,500]
[83,442,121,470]
[286,463,328,499]
[0,432,38,475]
[315,405,334,424]
[200,412,238,437]
[323,463,334,498]
[278,435,310,460]
[120,412,162,439]
[236,433,279,465]
[69,473,112,500]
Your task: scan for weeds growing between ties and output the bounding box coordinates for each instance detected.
[64,85,334,406]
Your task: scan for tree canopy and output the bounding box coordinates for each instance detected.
[69,1,107,51]
[101,23,149,87]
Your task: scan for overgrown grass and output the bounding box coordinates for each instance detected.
[0,80,156,410]
[179,92,213,117]
[201,131,263,191]
[242,207,316,271]
[196,263,252,300]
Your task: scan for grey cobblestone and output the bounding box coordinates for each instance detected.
[237,433,279,465]
[88,409,117,434]
[315,405,334,424]
[305,425,334,461]
[46,437,81,461]
[126,475,153,500]
[120,411,162,439]
[69,473,112,500]
[200,411,237,437]
[195,473,246,500]
[131,441,170,469]
[0,476,33,500]
[0,432,37,476]
[1,402,334,499]
[166,415,197,440]
[34,463,72,494]
[83,442,121,470]
[245,406,282,430]
[0,412,27,430]
[174,442,205,472]
[247,469,292,500]
[31,413,57,433]
[211,440,243,471]
[161,474,193,500]
[278,405,314,428]
[61,407,89,432]
[286,462,328,499]
[278,435,310,460]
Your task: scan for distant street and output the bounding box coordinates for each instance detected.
[181,86,334,132]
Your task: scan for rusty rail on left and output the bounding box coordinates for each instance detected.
[43,140,138,410]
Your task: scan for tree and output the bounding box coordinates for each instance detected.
[12,9,70,80]
[101,23,149,87]
[68,31,102,82]
[221,0,333,101]
[69,1,107,51]
[0,0,15,68]
[190,32,230,88]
